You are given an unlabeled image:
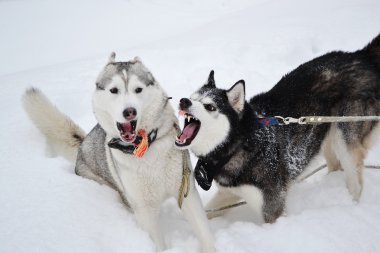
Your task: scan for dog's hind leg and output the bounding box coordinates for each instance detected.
[205,186,241,219]
[333,129,365,201]
[322,129,342,172]
[181,183,215,253]
[75,163,108,185]
[262,189,286,224]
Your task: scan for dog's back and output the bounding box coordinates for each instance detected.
[252,34,380,117]
[251,34,380,200]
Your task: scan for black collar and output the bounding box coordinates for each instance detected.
[108,129,158,155]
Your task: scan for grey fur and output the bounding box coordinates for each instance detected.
[96,61,155,90]
[75,124,129,205]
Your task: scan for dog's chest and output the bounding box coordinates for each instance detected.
[111,150,166,205]
[212,148,250,186]
[107,137,183,207]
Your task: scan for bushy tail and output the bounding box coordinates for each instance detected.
[22,87,86,163]
[364,33,380,71]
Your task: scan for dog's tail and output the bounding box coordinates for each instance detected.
[22,87,86,163]
[364,33,380,71]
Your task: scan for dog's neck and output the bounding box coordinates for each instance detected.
[139,93,177,142]
[193,102,262,190]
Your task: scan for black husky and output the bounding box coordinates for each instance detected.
[175,34,380,223]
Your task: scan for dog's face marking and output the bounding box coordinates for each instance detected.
[176,71,246,156]
[92,53,157,142]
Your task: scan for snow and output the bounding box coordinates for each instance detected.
[1,0,380,252]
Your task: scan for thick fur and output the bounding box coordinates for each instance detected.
[23,88,86,161]
[179,34,380,223]
[23,55,214,252]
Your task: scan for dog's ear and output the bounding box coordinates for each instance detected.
[133,56,142,63]
[206,70,216,88]
[226,80,245,113]
[108,52,116,63]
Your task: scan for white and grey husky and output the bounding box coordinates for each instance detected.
[23,53,214,252]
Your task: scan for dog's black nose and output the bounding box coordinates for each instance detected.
[123,107,137,120]
[179,98,192,110]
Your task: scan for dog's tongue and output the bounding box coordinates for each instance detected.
[121,122,133,133]
[120,122,135,141]
[179,122,198,142]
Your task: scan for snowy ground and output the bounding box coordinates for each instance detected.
[1,0,380,252]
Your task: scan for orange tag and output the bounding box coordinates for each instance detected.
[133,129,149,158]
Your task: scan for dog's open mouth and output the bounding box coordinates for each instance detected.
[175,111,201,147]
[117,120,137,143]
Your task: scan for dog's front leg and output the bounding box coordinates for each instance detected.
[134,207,166,251]
[181,183,215,253]
[236,185,265,224]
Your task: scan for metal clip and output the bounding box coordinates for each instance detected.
[274,116,286,125]
[298,117,307,124]
[275,116,307,125]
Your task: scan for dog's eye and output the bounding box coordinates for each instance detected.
[110,87,119,94]
[204,104,216,112]
[135,87,143,94]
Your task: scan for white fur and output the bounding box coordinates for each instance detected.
[329,127,363,201]
[22,88,86,162]
[93,66,215,251]
[230,185,264,223]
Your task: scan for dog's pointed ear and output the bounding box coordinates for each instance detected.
[206,70,216,88]
[108,52,116,63]
[226,80,245,113]
[133,56,142,63]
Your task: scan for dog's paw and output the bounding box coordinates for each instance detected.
[346,177,363,201]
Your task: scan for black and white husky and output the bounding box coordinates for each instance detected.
[23,54,215,252]
[176,35,380,223]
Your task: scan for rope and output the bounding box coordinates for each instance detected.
[206,200,247,214]
[205,164,380,214]
[178,150,191,209]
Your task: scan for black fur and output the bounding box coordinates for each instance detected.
[194,34,380,223]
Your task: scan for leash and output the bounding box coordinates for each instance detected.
[205,164,380,214]
[174,123,192,209]
[257,115,380,127]
[177,150,191,208]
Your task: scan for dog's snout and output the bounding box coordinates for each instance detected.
[123,107,137,120]
[179,98,192,110]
